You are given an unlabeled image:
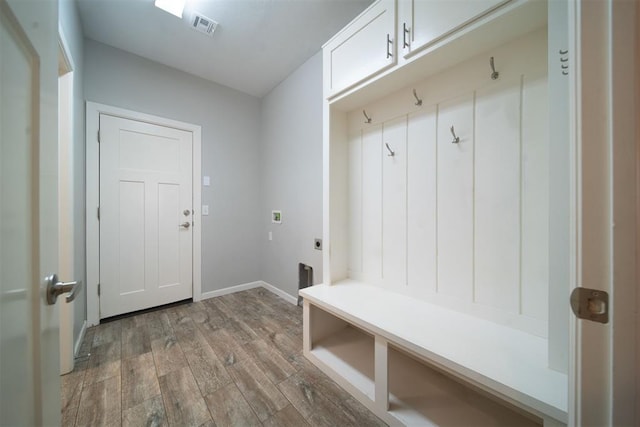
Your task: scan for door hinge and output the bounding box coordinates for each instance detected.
[97,206,100,220]
[97,129,101,143]
[97,283,101,296]
[570,287,609,324]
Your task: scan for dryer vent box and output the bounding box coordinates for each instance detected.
[190,12,218,37]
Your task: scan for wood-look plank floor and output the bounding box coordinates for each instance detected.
[62,288,387,427]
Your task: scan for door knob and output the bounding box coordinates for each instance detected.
[180,221,191,229]
[45,274,82,305]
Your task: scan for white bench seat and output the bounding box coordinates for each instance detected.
[300,280,568,425]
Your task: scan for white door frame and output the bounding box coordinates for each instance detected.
[570,0,638,424]
[57,26,76,374]
[85,102,202,326]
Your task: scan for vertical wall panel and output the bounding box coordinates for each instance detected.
[382,117,408,287]
[348,130,363,275]
[119,181,145,294]
[362,125,383,283]
[158,183,180,287]
[521,74,549,321]
[407,109,437,293]
[474,81,521,311]
[437,94,474,299]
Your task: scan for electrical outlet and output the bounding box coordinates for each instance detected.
[314,238,322,250]
[202,205,209,215]
[268,231,273,241]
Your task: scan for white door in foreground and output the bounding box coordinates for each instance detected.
[99,114,193,318]
[0,0,61,424]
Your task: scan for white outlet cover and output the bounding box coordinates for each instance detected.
[203,176,210,186]
[202,205,209,215]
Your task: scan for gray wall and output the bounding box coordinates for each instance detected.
[59,0,86,347]
[259,52,323,298]
[83,39,263,292]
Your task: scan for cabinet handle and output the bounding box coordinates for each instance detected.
[403,23,410,49]
[386,34,393,59]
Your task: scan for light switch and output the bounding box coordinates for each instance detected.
[203,176,210,186]
[202,205,209,215]
[268,231,272,241]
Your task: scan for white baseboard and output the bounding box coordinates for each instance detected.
[199,281,263,300]
[260,281,298,305]
[199,280,298,306]
[74,320,87,357]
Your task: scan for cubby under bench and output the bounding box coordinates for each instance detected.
[300,280,568,426]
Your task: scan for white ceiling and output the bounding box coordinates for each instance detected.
[76,0,373,97]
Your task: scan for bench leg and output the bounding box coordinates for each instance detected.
[375,336,389,411]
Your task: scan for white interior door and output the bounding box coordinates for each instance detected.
[0,0,61,425]
[99,114,193,318]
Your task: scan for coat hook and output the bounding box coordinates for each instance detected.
[559,49,569,55]
[412,89,423,106]
[363,110,372,124]
[450,126,460,144]
[490,56,499,80]
[385,143,395,157]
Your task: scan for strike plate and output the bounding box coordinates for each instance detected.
[570,287,609,324]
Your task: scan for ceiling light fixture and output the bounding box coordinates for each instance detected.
[154,0,186,18]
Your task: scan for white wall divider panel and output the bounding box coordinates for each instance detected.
[436,93,474,300]
[381,116,408,288]
[361,125,384,284]
[474,79,521,313]
[348,129,363,277]
[521,70,549,325]
[546,0,569,374]
[407,108,437,295]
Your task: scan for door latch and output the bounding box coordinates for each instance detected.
[570,287,609,324]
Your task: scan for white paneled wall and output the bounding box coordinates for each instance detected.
[346,29,548,336]
[407,108,437,293]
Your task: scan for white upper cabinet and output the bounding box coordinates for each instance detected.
[323,0,396,98]
[398,0,508,57]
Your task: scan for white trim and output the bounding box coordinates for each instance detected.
[57,24,75,73]
[198,280,298,306]
[73,320,87,357]
[199,281,263,300]
[261,281,298,305]
[85,102,202,325]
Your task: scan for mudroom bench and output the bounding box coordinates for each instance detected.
[299,280,568,426]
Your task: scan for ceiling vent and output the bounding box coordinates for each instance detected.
[190,12,218,37]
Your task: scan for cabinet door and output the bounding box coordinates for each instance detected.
[399,0,507,56]
[323,0,396,97]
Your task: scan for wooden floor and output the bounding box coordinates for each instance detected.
[61,288,387,427]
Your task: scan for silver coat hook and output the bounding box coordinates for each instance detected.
[490,56,499,80]
[363,110,372,124]
[412,89,422,106]
[559,49,569,55]
[450,126,460,144]
[385,143,395,157]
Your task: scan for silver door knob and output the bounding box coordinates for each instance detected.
[180,221,191,229]
[45,274,82,305]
